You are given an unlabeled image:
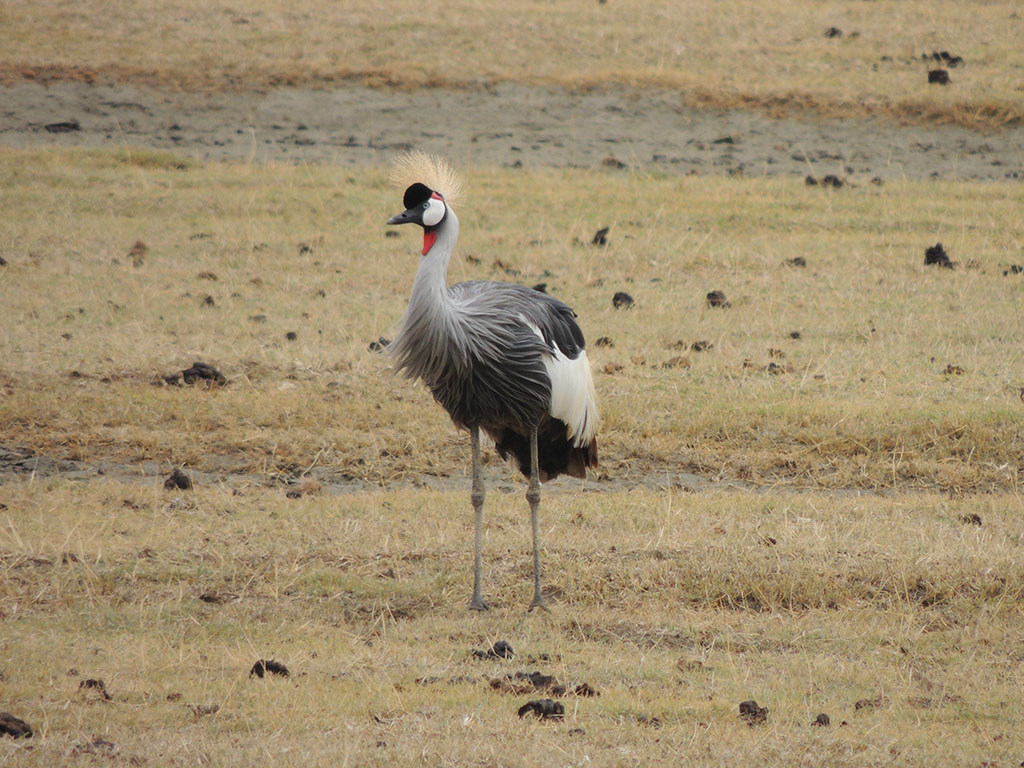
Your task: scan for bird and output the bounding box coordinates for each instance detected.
[385,152,599,611]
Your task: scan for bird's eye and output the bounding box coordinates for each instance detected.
[422,197,445,227]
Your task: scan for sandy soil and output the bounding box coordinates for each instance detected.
[3,81,1024,180]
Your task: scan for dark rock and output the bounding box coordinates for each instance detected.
[824,26,843,38]
[201,294,216,307]
[706,290,730,308]
[368,337,391,352]
[250,659,290,678]
[0,255,7,266]
[813,713,831,726]
[574,682,600,697]
[44,120,81,133]
[517,699,564,720]
[164,469,193,490]
[0,712,33,739]
[285,331,298,341]
[592,227,609,246]
[821,174,844,188]
[928,69,950,85]
[473,640,514,660]
[712,135,735,145]
[924,243,954,269]
[739,699,768,725]
[612,291,634,309]
[789,331,802,339]
[805,175,819,186]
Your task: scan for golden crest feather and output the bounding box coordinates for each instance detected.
[390,151,463,206]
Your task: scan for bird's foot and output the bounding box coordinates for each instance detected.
[528,594,550,612]
[469,597,490,612]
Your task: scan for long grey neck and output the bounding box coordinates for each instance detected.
[407,209,460,312]
[391,209,464,383]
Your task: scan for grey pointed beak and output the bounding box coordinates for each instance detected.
[387,207,420,226]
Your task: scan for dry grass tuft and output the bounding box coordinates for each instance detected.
[3,1,1024,129]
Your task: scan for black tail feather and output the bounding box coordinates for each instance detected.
[487,419,598,481]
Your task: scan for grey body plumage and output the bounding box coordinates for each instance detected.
[387,163,599,610]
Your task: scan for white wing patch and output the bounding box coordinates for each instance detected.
[525,322,600,447]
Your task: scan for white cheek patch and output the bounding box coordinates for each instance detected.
[422,197,446,227]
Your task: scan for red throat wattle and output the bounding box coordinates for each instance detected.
[422,230,438,255]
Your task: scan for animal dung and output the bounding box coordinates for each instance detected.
[812,713,831,726]
[594,336,614,348]
[473,640,514,660]
[924,51,963,67]
[691,340,713,352]
[164,468,193,490]
[592,227,610,246]
[855,697,882,710]
[1002,265,1023,276]
[739,699,768,726]
[249,659,290,678]
[165,361,227,386]
[612,291,634,309]
[285,331,298,341]
[200,294,216,307]
[517,699,564,720]
[924,243,954,269]
[0,712,33,739]
[784,256,807,267]
[943,363,965,376]
[44,119,81,133]
[705,290,730,308]
[824,26,843,38]
[928,69,950,85]
[129,240,148,266]
[368,337,391,352]
[805,175,843,188]
[79,678,112,700]
[959,513,982,526]
[661,356,690,370]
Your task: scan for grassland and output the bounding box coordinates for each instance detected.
[2,148,1024,765]
[3,0,1024,128]
[1,149,1022,492]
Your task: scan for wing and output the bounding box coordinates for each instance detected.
[449,282,599,448]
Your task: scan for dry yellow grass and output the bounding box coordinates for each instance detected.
[2,478,1023,766]
[1,148,1023,492]
[3,0,1024,128]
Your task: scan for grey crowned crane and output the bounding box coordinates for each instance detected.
[386,153,599,611]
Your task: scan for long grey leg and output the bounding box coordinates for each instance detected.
[469,426,489,611]
[527,425,548,611]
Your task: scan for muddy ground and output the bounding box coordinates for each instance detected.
[3,80,1024,180]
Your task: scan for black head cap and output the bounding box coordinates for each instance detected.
[403,182,434,210]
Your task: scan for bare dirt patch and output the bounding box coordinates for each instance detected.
[2,81,1022,180]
